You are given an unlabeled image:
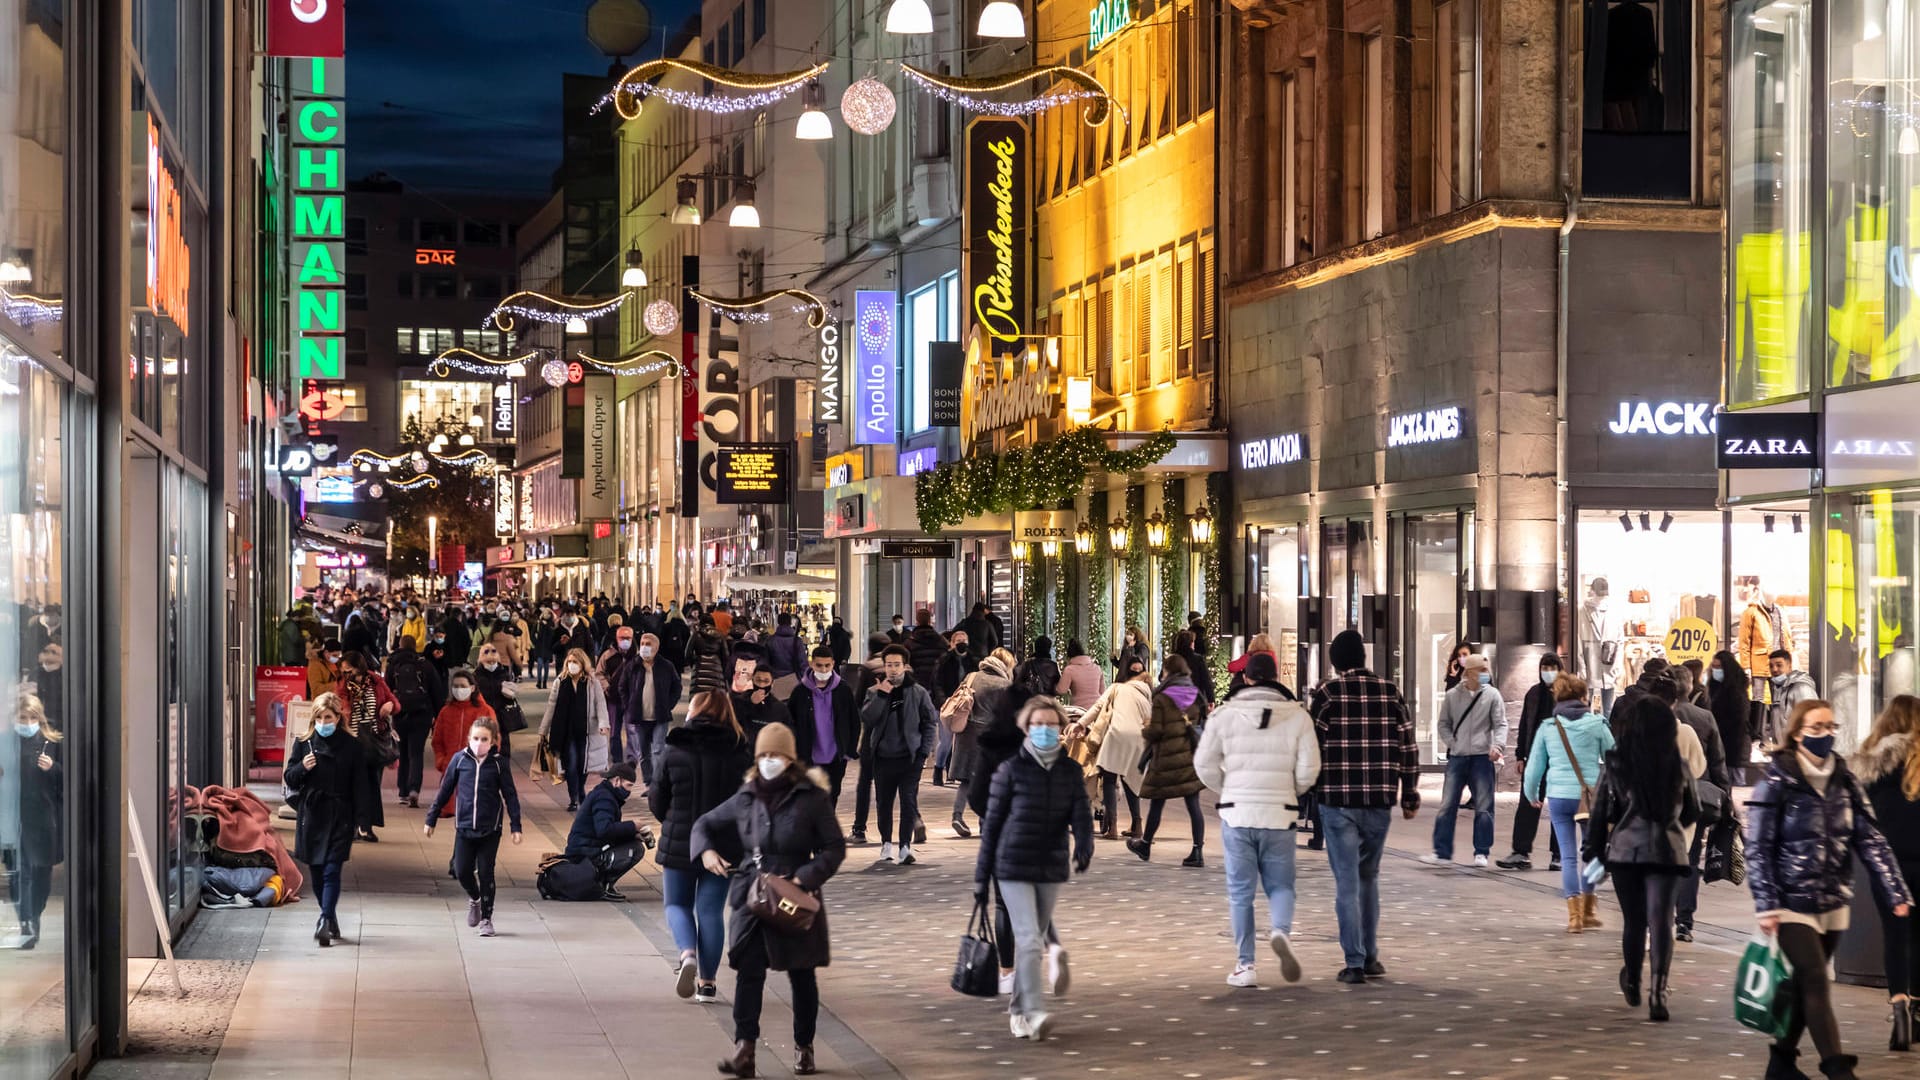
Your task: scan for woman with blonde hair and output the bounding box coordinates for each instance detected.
[1747,699,1912,1077]
[284,692,370,947]
[544,646,609,811]
[1856,694,1920,1050]
[6,695,62,949]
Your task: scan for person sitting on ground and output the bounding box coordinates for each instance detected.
[564,762,649,901]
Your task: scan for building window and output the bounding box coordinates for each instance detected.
[753,0,767,41]
[400,379,492,430]
[1433,0,1480,213]
[332,382,370,422]
[1196,0,1216,115]
[397,273,414,298]
[1582,0,1691,200]
[1363,34,1385,241]
[345,215,368,255]
[1086,293,1107,393]
[463,220,501,245]
[418,220,456,244]
[1176,0,1194,126]
[420,273,457,299]
[1176,246,1195,380]
[396,327,415,354]
[463,275,502,300]
[1280,73,1297,267]
[1197,239,1216,374]
[345,272,366,312]
[908,284,941,433]
[1154,256,1174,384]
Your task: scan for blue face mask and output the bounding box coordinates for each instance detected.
[1710,667,1724,682]
[1539,669,1559,685]
[314,722,338,738]
[1799,733,1836,759]
[1477,672,1492,687]
[14,722,39,738]
[1027,726,1061,751]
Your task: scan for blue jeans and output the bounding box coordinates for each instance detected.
[1431,753,1496,860]
[534,655,552,685]
[662,865,730,981]
[1221,823,1297,966]
[1320,805,1390,969]
[308,860,344,920]
[1546,797,1593,899]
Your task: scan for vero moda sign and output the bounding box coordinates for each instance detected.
[269,0,345,58]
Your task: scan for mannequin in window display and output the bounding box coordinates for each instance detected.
[1581,578,1623,713]
[1738,579,1792,694]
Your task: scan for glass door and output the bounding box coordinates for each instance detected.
[1401,511,1467,761]
[1320,518,1374,669]
[1251,526,1308,690]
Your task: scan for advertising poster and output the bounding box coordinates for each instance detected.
[253,665,310,764]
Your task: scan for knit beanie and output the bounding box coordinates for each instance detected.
[755,721,798,761]
[1330,630,1367,673]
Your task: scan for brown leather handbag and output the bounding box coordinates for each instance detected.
[746,849,820,935]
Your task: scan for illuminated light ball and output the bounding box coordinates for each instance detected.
[541,358,570,387]
[841,77,897,136]
[368,483,385,499]
[644,299,679,336]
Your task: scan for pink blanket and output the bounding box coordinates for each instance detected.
[188,785,305,903]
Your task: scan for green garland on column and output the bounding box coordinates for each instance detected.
[1087,490,1110,668]
[1021,557,1046,650]
[1124,485,1148,651]
[1158,480,1189,649]
[914,427,1177,533]
[1203,473,1228,701]
[1057,542,1078,648]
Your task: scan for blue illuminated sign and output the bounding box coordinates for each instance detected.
[853,289,896,446]
[899,447,939,475]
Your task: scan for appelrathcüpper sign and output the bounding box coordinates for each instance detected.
[714,443,791,505]
[965,117,1029,347]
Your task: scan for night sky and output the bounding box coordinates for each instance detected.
[347,0,699,195]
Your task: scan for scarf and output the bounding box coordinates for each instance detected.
[1023,739,1062,770]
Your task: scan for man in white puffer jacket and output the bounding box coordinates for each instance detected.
[1193,653,1322,989]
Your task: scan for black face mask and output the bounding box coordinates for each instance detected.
[611,784,632,803]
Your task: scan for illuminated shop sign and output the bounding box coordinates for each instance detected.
[816,320,841,425]
[1013,510,1078,541]
[1608,400,1716,436]
[313,552,368,569]
[1088,0,1131,51]
[963,333,1057,445]
[965,118,1029,345]
[1715,411,1820,469]
[1386,406,1463,448]
[146,118,193,336]
[898,447,940,475]
[1238,433,1304,470]
[275,443,317,476]
[825,451,865,489]
[268,0,345,57]
[492,381,514,437]
[852,290,896,445]
[307,472,356,503]
[493,463,514,537]
[715,443,792,505]
[414,248,456,266]
[289,56,347,379]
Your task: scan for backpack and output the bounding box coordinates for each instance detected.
[535,853,603,901]
[388,659,433,713]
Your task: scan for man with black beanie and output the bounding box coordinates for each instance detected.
[1497,653,1566,872]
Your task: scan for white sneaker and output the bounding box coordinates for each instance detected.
[1046,944,1070,995]
[1226,963,1258,988]
[1009,1013,1031,1039]
[1269,930,1302,983]
[897,844,916,866]
[1472,854,1490,869]
[998,969,1015,996]
[1418,853,1450,866]
[880,842,895,862]
[1027,1012,1053,1040]
[675,952,697,999]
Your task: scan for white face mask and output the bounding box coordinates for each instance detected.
[566,662,583,676]
[617,638,632,651]
[638,645,655,659]
[757,757,786,781]
[452,686,473,701]
[482,660,499,670]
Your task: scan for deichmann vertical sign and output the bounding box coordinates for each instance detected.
[964,117,1030,348]
[852,290,896,445]
[289,57,346,380]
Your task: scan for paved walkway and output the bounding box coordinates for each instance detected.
[168,687,1911,1080]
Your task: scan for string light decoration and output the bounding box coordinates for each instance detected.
[484,290,627,333]
[901,63,1116,125]
[541,358,571,387]
[914,427,1176,533]
[841,76,898,135]
[688,287,831,329]
[0,288,62,327]
[601,58,829,120]
[429,347,542,379]
[571,348,684,377]
[644,299,680,336]
[379,473,441,492]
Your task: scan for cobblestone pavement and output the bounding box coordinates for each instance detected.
[182,687,1911,1080]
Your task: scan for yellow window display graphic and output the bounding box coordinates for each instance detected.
[1734,230,1812,399]
[1827,201,1892,385]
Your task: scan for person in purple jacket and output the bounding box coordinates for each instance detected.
[1127,656,1210,868]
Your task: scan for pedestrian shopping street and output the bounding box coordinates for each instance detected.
[103,689,1907,1080]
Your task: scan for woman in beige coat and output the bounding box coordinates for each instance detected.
[1072,656,1154,840]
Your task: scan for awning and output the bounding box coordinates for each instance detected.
[721,573,838,593]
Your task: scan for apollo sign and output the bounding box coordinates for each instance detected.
[1608,400,1716,436]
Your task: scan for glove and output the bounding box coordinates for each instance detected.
[1073,855,1092,875]
[1582,858,1608,887]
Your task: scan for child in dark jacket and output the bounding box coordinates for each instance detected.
[426,717,523,936]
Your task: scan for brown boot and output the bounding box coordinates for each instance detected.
[1565,897,1584,934]
[1099,826,1122,841]
[794,1045,817,1075]
[717,1040,756,1077]
[1581,892,1603,929]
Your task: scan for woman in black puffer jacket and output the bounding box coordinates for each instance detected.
[1747,699,1913,1080]
[650,691,752,1005]
[976,698,1094,1042]
[1855,695,1920,1051]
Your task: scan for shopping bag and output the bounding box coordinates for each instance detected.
[586,731,611,775]
[1733,935,1797,1039]
[951,896,1000,998]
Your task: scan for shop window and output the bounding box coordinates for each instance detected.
[1576,509,1729,714]
[1832,494,1918,745]
[1251,525,1308,690]
[1582,0,1692,200]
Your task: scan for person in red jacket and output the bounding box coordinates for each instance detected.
[431,668,497,818]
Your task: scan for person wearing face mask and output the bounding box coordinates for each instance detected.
[825,616,852,666]
[887,613,907,644]
[439,606,473,678]
[424,717,523,937]
[1765,649,1820,752]
[553,606,590,661]
[731,659,792,749]
[596,626,639,762]
[424,628,453,678]
[1521,674,1615,932]
[394,604,427,655]
[787,647,859,808]
[686,614,734,697]
[1708,651,1756,785]
[1499,654,1567,872]
[976,699,1094,1041]
[564,762,649,901]
[432,669,497,780]
[620,631,682,784]
[530,607,559,689]
[334,652,396,843]
[545,647,610,811]
[3,696,62,950]
[859,645,939,864]
[383,635,447,810]
[652,692,753,1001]
[1746,700,1913,1079]
[470,643,525,755]
[693,723,847,1078]
[305,637,339,703]
[1421,653,1506,869]
[284,693,370,947]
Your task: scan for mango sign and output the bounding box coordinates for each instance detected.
[290,57,347,379]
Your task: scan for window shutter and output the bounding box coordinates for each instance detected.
[1098,285,1115,374]
[1200,244,1216,338]
[1178,248,1195,349]
[1157,259,1174,355]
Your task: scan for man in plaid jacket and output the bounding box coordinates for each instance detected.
[1306,630,1421,984]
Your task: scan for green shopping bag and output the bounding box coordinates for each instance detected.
[1733,935,1798,1039]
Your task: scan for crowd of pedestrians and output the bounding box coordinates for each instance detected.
[273,588,1920,1078]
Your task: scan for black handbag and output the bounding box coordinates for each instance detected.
[498,699,528,734]
[1694,779,1727,827]
[952,896,1000,997]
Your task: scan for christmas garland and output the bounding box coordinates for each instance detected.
[913,427,1177,533]
[1057,540,1079,648]
[1124,486,1148,647]
[1203,473,1228,701]
[1021,558,1046,650]
[1087,490,1110,667]
[1158,481,1189,651]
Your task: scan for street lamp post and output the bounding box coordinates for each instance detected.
[428,515,439,585]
